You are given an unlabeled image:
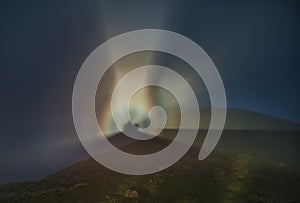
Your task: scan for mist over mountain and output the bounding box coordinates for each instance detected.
[179,108,300,130]
[1,108,299,186]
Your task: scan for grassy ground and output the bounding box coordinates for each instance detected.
[0,130,299,203]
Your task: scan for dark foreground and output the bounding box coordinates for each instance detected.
[0,130,299,203]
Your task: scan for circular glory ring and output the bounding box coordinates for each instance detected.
[72,29,227,175]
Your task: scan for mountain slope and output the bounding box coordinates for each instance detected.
[0,129,300,203]
[177,108,300,130]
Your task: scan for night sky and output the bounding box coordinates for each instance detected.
[0,0,299,184]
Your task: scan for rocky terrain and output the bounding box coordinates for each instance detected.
[0,130,300,202]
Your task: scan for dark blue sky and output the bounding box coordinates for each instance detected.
[0,0,299,184]
[0,0,299,124]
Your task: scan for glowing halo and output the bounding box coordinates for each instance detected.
[72,29,226,175]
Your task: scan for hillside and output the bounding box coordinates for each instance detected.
[182,108,300,130]
[0,129,300,202]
